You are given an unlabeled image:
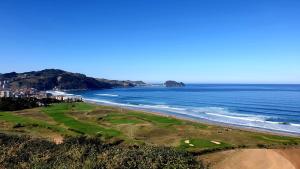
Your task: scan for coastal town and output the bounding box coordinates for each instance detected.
[0,80,82,102]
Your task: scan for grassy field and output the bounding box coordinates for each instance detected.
[1,102,300,152]
[42,103,120,138]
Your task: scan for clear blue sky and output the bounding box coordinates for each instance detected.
[0,0,299,83]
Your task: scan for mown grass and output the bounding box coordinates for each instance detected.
[42,103,121,138]
[0,111,66,133]
[71,102,97,111]
[179,138,232,150]
[127,112,183,125]
[101,111,185,125]
[103,113,144,124]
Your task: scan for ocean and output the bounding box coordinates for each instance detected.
[67,84,300,135]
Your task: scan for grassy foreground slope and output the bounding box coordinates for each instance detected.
[1,102,300,152]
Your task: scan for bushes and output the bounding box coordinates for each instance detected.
[12,123,25,128]
[0,97,39,111]
[0,97,65,111]
[257,144,268,148]
[0,133,207,169]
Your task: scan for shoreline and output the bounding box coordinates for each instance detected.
[84,99,300,138]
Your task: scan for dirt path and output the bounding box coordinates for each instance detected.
[211,149,300,169]
[275,149,300,169]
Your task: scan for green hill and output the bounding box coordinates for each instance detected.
[0,69,146,90]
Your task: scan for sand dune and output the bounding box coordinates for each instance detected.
[212,149,300,169]
[275,149,300,169]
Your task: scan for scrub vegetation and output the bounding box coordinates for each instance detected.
[0,133,207,169]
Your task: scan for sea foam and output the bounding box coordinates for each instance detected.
[95,94,119,97]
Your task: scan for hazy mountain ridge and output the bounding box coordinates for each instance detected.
[97,78,146,88]
[0,69,145,90]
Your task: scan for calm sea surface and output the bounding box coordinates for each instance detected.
[67,84,300,135]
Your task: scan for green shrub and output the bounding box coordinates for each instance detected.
[13,123,25,128]
[257,144,268,148]
[0,133,208,169]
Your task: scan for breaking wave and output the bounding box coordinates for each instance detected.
[46,90,74,96]
[95,94,119,97]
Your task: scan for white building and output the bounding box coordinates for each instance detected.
[62,96,82,102]
[0,80,9,89]
[55,95,64,101]
[0,90,13,98]
[54,95,82,102]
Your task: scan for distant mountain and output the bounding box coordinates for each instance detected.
[97,79,146,88]
[164,80,185,87]
[0,69,146,91]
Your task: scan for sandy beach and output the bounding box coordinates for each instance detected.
[201,148,300,169]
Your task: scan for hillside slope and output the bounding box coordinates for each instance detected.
[0,69,145,90]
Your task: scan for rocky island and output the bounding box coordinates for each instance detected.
[164,80,185,87]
